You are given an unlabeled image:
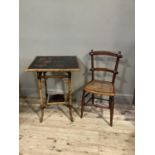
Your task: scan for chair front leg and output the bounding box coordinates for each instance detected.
[81,90,86,118]
[110,96,114,126]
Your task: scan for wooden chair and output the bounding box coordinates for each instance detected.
[81,50,122,126]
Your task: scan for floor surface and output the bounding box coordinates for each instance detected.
[19,98,135,155]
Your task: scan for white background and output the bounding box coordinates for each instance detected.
[0,0,155,154]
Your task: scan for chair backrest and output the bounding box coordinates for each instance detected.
[89,49,123,84]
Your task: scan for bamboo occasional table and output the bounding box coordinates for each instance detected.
[25,56,80,122]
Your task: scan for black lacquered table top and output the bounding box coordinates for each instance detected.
[26,56,80,72]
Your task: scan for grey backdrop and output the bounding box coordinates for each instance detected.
[19,0,135,104]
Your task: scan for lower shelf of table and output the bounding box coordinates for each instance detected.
[47,94,66,105]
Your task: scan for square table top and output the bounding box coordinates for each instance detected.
[26,56,80,72]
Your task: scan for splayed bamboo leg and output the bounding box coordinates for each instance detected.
[37,72,44,122]
[68,72,73,122]
[43,72,48,106]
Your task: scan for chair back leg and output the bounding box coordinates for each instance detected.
[92,94,94,105]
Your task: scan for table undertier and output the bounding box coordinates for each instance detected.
[48,94,65,103]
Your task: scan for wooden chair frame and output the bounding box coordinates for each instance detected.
[81,50,122,126]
